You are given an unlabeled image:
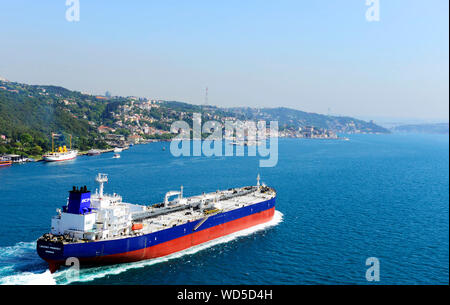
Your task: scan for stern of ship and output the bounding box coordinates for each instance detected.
[36,237,66,273]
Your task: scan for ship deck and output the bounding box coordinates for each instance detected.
[135,186,275,234]
[42,185,276,245]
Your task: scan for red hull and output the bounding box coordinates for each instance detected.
[47,207,275,272]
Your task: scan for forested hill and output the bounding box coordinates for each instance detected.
[0,81,113,155]
[0,79,389,157]
[154,101,389,133]
[391,123,449,134]
[226,107,389,133]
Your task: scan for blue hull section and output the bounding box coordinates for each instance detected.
[37,198,276,264]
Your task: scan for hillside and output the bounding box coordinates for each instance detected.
[155,102,389,133]
[0,81,111,156]
[391,123,449,134]
[0,79,389,157]
[226,107,389,133]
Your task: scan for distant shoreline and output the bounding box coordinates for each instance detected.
[6,133,449,166]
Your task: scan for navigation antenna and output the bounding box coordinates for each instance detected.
[96,173,108,197]
[201,86,208,115]
[257,174,260,188]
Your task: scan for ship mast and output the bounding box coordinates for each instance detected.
[96,173,108,197]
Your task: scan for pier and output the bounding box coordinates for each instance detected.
[78,146,130,156]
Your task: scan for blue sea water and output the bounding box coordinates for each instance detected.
[0,134,448,285]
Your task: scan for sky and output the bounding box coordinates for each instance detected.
[0,0,448,122]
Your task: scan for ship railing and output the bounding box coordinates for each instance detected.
[217,186,257,201]
[131,186,258,222]
[131,203,191,222]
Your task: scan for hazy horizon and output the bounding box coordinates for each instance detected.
[0,1,448,121]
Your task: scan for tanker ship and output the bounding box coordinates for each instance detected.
[37,174,276,272]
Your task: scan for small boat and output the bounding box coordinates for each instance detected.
[87,149,101,156]
[0,160,12,167]
[113,147,123,153]
[113,153,121,159]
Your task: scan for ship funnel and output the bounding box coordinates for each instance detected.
[67,186,91,214]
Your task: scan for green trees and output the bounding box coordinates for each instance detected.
[0,84,103,156]
[0,79,391,160]
[114,128,131,137]
[30,145,43,155]
[20,133,33,145]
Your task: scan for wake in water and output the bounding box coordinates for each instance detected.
[0,242,55,285]
[1,211,283,285]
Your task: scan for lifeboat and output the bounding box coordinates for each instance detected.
[132,223,143,231]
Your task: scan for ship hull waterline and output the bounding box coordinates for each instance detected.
[43,151,78,162]
[38,201,275,273]
[43,157,77,162]
[42,155,77,162]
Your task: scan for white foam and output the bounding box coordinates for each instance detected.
[0,241,36,257]
[0,270,56,285]
[0,211,283,285]
[0,241,56,285]
[57,210,284,285]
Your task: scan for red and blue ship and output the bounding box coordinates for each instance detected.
[37,174,276,272]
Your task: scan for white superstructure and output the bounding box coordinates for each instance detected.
[43,150,78,162]
[48,173,276,243]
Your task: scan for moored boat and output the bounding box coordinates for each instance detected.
[0,160,12,167]
[43,134,78,162]
[43,148,78,162]
[87,149,101,156]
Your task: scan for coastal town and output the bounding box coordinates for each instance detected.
[0,122,345,165]
[0,78,385,165]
